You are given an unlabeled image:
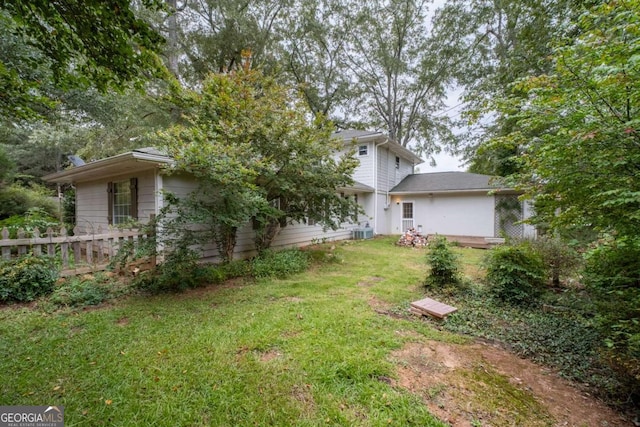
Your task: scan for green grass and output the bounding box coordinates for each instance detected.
[0,237,457,426]
[1,236,619,424]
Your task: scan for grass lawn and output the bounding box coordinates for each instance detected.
[0,236,604,426]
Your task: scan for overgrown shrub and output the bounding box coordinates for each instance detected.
[133,248,204,293]
[251,248,309,278]
[484,243,546,305]
[529,235,581,287]
[583,236,640,395]
[219,259,251,279]
[0,256,59,302]
[425,236,460,287]
[50,276,110,307]
[0,183,59,220]
[0,207,59,238]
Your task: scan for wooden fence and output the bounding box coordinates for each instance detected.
[0,223,155,276]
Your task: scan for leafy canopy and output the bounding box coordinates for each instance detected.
[0,0,166,121]
[157,69,360,260]
[490,0,640,237]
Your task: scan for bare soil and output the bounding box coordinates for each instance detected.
[391,339,631,427]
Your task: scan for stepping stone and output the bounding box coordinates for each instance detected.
[410,297,457,319]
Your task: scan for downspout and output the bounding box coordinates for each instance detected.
[373,137,389,234]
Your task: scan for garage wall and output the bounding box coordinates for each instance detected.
[390,193,496,237]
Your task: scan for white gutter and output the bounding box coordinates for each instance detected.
[43,151,174,182]
[372,137,389,234]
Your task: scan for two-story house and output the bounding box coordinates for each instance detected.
[44,130,534,261]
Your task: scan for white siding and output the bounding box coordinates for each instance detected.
[397,157,413,183]
[351,142,374,187]
[161,173,365,262]
[390,193,496,237]
[377,148,391,191]
[75,169,157,232]
[373,192,391,234]
[161,173,199,203]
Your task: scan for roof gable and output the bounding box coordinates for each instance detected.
[333,129,423,164]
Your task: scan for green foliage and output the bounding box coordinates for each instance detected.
[49,275,111,308]
[156,69,360,260]
[583,236,640,388]
[436,285,623,401]
[481,1,640,238]
[0,0,166,121]
[529,235,582,287]
[62,187,75,226]
[218,260,251,280]
[0,183,59,220]
[0,145,13,185]
[432,0,575,174]
[0,207,59,238]
[484,243,546,305]
[0,255,58,302]
[251,249,310,279]
[133,248,203,293]
[340,0,456,155]
[425,236,461,287]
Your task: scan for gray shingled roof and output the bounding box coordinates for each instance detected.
[390,172,509,193]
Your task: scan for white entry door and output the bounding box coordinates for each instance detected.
[401,202,414,232]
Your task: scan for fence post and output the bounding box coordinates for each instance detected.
[60,226,69,269]
[1,228,10,260]
[96,225,104,264]
[17,228,26,256]
[149,214,157,268]
[46,227,55,257]
[33,228,42,256]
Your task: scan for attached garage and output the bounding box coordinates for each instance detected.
[388,172,536,239]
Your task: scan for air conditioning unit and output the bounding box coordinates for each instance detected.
[352,227,374,240]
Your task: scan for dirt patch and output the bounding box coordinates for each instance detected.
[291,384,315,417]
[357,276,385,287]
[391,340,631,427]
[259,349,282,363]
[116,316,129,326]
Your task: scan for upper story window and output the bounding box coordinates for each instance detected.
[358,145,368,156]
[395,156,400,169]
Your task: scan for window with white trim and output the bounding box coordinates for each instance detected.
[358,145,368,156]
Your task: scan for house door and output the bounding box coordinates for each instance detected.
[401,202,414,232]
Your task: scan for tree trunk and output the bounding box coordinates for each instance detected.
[254,219,282,254]
[216,225,237,263]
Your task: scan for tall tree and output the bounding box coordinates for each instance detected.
[486,0,640,388]
[167,0,288,84]
[498,1,640,236]
[431,0,576,174]
[157,70,359,260]
[279,0,356,126]
[344,0,458,157]
[0,0,166,121]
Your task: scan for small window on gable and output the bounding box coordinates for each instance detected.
[108,178,138,225]
[395,156,400,169]
[358,145,368,156]
[308,217,316,226]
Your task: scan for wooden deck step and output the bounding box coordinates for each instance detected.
[427,235,505,249]
[410,297,458,319]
